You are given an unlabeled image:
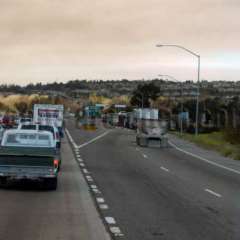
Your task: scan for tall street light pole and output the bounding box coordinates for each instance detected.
[156,44,200,136]
[158,74,183,135]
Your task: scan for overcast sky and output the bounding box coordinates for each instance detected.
[0,0,239,84]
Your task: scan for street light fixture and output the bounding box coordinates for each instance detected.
[158,74,184,135]
[156,44,200,136]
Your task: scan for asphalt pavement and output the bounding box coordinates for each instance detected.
[0,134,111,240]
[66,119,240,240]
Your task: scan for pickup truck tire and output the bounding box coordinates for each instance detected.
[45,178,57,190]
[0,176,7,185]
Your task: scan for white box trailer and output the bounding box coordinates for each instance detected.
[134,108,159,120]
[33,104,64,127]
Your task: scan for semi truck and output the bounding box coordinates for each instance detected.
[135,108,168,147]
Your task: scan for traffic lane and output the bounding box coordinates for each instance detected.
[65,117,108,146]
[79,129,236,240]
[137,136,240,206]
[0,137,110,240]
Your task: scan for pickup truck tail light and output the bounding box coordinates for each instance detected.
[54,159,59,168]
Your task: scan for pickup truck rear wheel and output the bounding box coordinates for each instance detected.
[45,178,57,190]
[0,176,7,186]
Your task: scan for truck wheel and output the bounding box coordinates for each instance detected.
[0,176,7,186]
[45,178,58,190]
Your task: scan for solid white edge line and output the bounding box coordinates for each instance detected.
[169,141,240,176]
[205,188,222,198]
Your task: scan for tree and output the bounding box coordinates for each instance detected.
[14,101,28,115]
[130,82,160,108]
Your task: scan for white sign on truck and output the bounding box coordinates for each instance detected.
[33,104,64,127]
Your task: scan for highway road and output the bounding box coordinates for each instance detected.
[0,133,110,240]
[67,118,240,240]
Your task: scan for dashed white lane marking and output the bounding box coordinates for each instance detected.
[142,154,148,159]
[99,204,109,210]
[78,131,111,149]
[110,227,124,237]
[96,198,105,203]
[91,185,97,189]
[205,189,222,198]
[86,175,93,182]
[77,158,83,162]
[92,188,101,194]
[79,163,85,167]
[83,168,89,174]
[169,141,240,176]
[105,217,116,224]
[160,166,170,172]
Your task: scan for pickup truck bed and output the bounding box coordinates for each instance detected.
[0,147,58,190]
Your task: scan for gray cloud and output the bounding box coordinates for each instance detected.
[0,0,239,84]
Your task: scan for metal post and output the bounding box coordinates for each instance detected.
[195,56,200,136]
[180,82,183,135]
[156,44,201,136]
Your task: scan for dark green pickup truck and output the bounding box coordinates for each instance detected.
[0,128,61,190]
[0,146,58,189]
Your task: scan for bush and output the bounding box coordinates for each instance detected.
[223,128,240,144]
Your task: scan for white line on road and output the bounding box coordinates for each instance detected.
[105,217,116,224]
[92,188,101,194]
[78,131,111,149]
[96,198,105,203]
[83,168,89,174]
[169,141,240,176]
[142,154,148,159]
[160,166,170,172]
[86,175,93,180]
[110,227,124,237]
[205,189,222,198]
[79,163,85,167]
[99,204,109,210]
